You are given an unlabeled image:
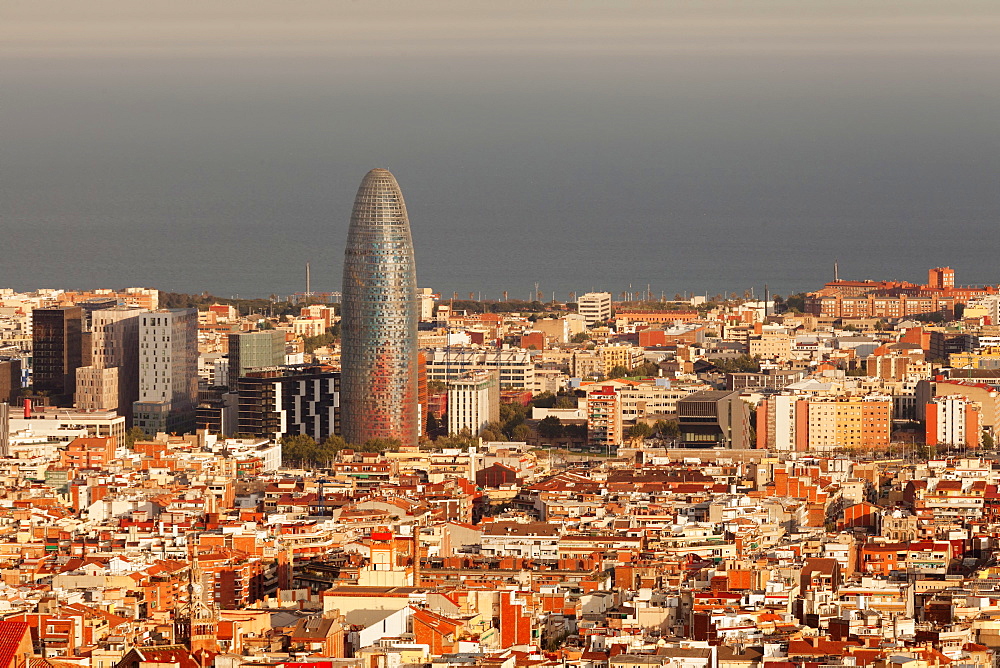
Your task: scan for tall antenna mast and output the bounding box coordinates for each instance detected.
[306,261,312,297]
[835,261,840,282]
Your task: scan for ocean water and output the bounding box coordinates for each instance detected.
[3,6,999,301]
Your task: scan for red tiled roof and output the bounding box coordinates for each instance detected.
[0,622,30,668]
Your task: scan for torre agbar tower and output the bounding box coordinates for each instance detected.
[340,168,420,449]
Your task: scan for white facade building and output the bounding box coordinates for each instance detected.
[577,292,613,326]
[133,309,198,435]
[424,347,535,390]
[447,370,500,436]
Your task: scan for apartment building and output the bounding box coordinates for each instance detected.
[756,394,892,452]
[597,344,645,376]
[587,385,623,448]
[926,395,981,448]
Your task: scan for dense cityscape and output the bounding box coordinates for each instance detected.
[1,166,1000,668]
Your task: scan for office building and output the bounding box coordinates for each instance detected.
[75,307,145,423]
[227,330,286,388]
[676,389,753,449]
[237,366,340,442]
[133,309,198,435]
[0,358,22,404]
[340,168,419,449]
[447,370,499,436]
[32,306,83,405]
[424,348,535,390]
[577,292,612,326]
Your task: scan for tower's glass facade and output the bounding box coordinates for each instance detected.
[340,168,419,449]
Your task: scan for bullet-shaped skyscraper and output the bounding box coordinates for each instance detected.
[341,168,419,449]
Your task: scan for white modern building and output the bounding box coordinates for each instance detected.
[577,292,613,326]
[133,309,198,435]
[447,370,500,436]
[424,347,535,390]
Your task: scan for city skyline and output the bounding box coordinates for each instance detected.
[2,2,999,298]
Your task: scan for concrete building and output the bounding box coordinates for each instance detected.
[676,390,753,449]
[748,334,793,360]
[581,378,704,422]
[32,306,83,405]
[75,307,144,423]
[587,385,623,449]
[917,378,1000,432]
[926,395,981,449]
[597,345,645,376]
[340,168,419,449]
[8,407,126,448]
[756,393,892,452]
[571,351,604,379]
[447,370,499,436]
[0,357,21,404]
[227,330,286,388]
[417,288,436,321]
[577,292,612,326]
[424,348,534,390]
[133,309,198,435]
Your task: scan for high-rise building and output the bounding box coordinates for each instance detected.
[447,370,500,437]
[32,306,83,405]
[926,394,981,449]
[75,307,145,423]
[0,358,22,405]
[0,402,9,457]
[227,330,286,388]
[133,309,198,435]
[340,168,419,449]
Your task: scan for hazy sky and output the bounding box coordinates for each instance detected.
[2,1,999,299]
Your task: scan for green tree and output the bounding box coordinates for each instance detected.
[302,327,339,353]
[531,392,557,408]
[426,412,442,437]
[710,354,762,373]
[511,424,533,442]
[626,422,653,441]
[784,293,807,313]
[538,416,564,439]
[656,419,680,439]
[124,427,149,448]
[554,395,578,409]
[571,332,591,344]
[983,431,995,450]
[500,402,528,437]
[322,434,349,452]
[606,365,631,379]
[480,429,501,442]
[281,434,320,465]
[360,437,402,453]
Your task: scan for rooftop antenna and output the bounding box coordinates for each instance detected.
[835,261,840,282]
[306,262,312,299]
